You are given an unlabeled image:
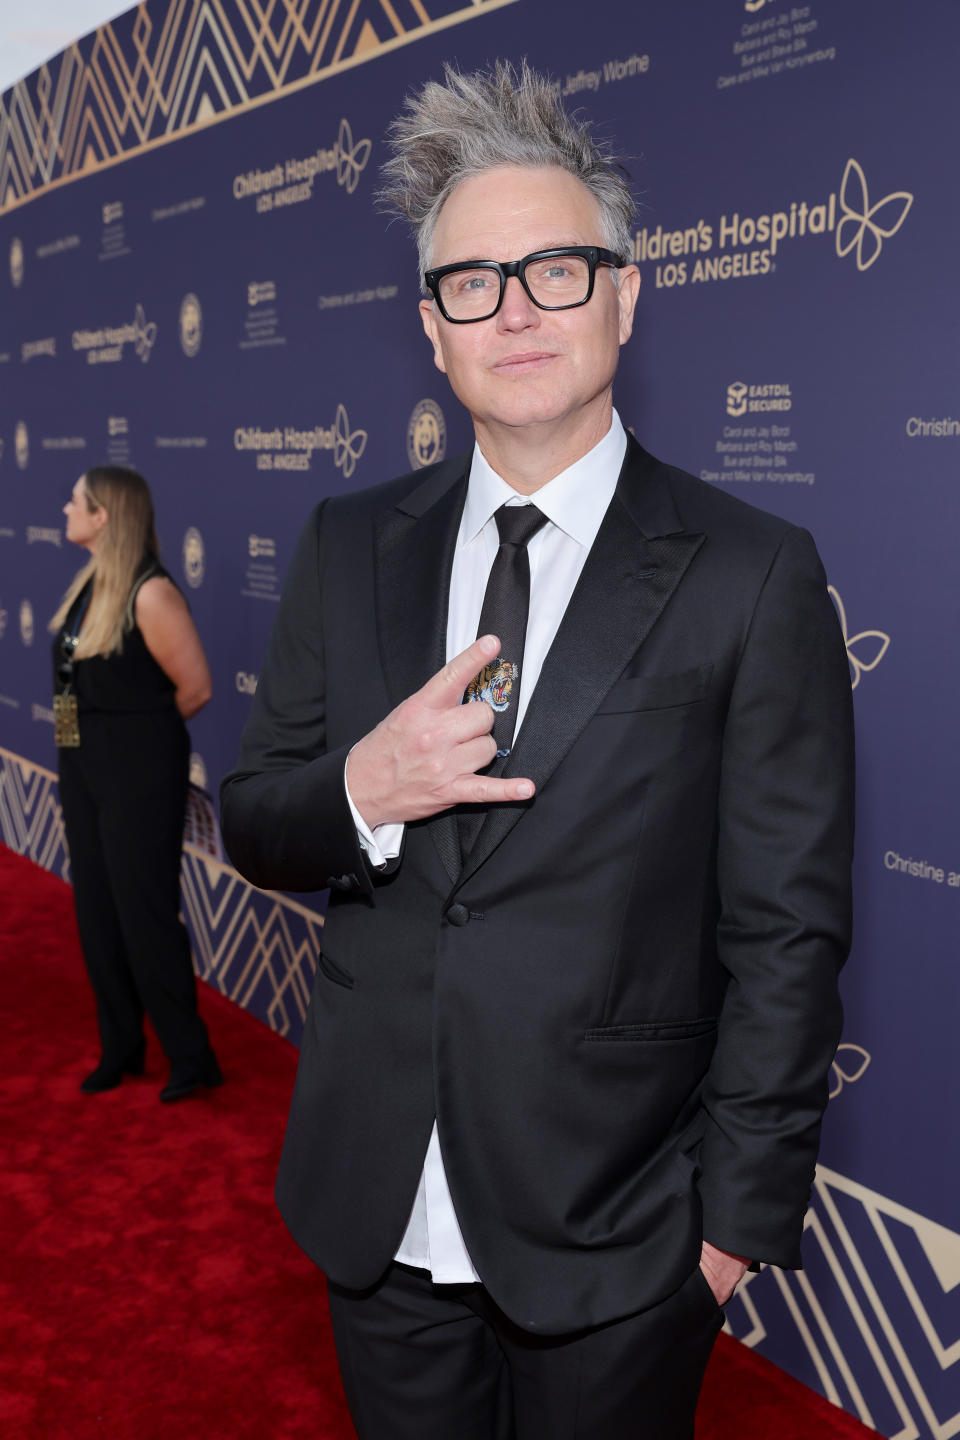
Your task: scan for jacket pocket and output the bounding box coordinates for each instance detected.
[584,1017,717,1043]
[595,665,712,714]
[316,949,355,990]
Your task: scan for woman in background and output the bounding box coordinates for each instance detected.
[51,465,221,1102]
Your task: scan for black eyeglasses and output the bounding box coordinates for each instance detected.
[424,246,625,324]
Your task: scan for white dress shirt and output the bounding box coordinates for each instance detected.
[345,412,626,1282]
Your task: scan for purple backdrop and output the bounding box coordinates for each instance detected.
[2,2,958,1432]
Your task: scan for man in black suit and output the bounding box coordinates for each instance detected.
[221,61,854,1439]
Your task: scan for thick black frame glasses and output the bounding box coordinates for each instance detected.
[424,246,625,324]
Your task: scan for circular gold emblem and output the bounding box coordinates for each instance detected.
[183,527,205,588]
[15,422,28,469]
[179,294,203,357]
[10,238,24,289]
[19,598,34,646]
[406,399,446,470]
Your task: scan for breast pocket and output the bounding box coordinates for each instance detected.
[316,949,355,990]
[595,665,713,715]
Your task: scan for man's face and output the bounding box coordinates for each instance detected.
[419,166,639,437]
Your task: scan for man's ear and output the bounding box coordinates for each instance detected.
[418,299,447,375]
[616,265,641,346]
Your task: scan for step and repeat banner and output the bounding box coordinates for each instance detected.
[1,1,957,1432]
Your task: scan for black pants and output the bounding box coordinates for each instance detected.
[58,711,210,1067]
[327,1261,724,1440]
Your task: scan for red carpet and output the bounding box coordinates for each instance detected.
[0,843,877,1438]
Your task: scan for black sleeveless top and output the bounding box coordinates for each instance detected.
[53,558,179,716]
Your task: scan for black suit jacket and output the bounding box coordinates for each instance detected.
[220,437,854,1335]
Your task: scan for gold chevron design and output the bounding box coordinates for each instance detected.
[180,844,324,1036]
[725,1167,960,1440]
[0,745,71,878]
[0,746,324,1039]
[5,746,956,1438]
[0,0,518,215]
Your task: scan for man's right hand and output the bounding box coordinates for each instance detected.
[345,635,536,831]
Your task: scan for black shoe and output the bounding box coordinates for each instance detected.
[159,1050,224,1103]
[80,1044,146,1094]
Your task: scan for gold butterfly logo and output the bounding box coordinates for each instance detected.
[828,586,890,690]
[836,158,913,273]
[334,403,367,479]
[336,118,372,195]
[133,303,158,362]
[829,1042,871,1099]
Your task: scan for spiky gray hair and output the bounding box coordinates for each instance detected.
[379,59,636,286]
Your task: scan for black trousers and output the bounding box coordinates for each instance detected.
[58,711,210,1067]
[327,1261,725,1440]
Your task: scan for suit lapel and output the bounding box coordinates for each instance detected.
[374,456,469,884]
[455,439,705,887]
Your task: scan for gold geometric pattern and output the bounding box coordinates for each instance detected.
[180,844,324,1038]
[0,745,71,879]
[0,747,323,1042]
[0,0,517,214]
[726,1167,960,1440]
[5,747,958,1436]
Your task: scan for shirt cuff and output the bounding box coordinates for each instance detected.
[344,759,403,869]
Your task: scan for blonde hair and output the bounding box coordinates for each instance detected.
[50,466,160,658]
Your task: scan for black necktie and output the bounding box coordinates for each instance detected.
[459,502,547,856]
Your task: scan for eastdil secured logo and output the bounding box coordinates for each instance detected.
[636,156,913,288]
[248,535,276,558]
[15,422,28,469]
[108,416,128,437]
[726,383,748,418]
[10,237,23,287]
[407,399,447,469]
[247,281,277,306]
[236,671,258,695]
[102,201,123,225]
[19,599,34,645]
[726,380,791,416]
[183,527,205,589]
[179,294,202,356]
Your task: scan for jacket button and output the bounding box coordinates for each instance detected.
[445,903,470,927]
